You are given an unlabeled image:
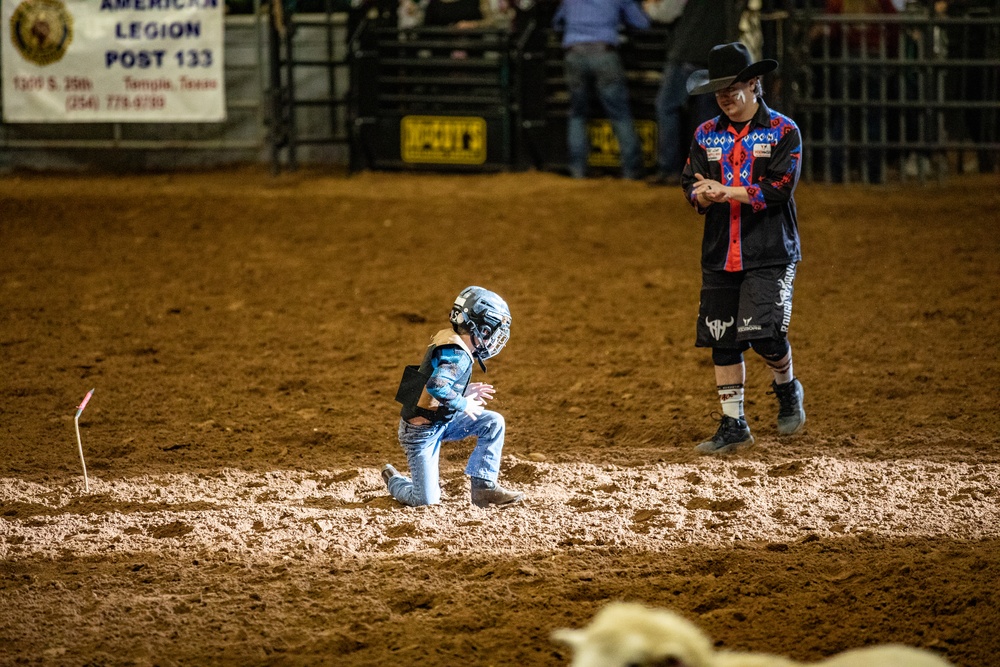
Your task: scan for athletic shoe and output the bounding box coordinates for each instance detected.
[381,464,400,488]
[770,378,806,435]
[695,415,755,455]
[471,482,525,508]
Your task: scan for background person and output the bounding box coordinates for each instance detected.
[681,42,806,454]
[645,0,745,186]
[552,0,651,180]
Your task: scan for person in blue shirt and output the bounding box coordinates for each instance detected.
[552,0,650,180]
[382,286,524,508]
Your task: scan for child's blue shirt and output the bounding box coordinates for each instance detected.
[426,345,474,413]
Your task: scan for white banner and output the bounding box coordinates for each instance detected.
[2,0,225,122]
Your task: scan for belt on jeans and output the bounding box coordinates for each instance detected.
[567,42,615,53]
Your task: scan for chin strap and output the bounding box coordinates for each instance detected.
[469,327,490,372]
[472,334,488,372]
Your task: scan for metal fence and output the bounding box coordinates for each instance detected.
[1,3,997,182]
[335,7,998,183]
[774,10,1000,183]
[336,16,675,175]
[529,24,672,175]
[350,23,517,171]
[268,5,355,172]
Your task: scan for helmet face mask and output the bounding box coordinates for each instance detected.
[450,286,511,364]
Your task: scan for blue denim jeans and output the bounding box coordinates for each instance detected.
[655,61,719,177]
[388,410,506,507]
[564,49,643,179]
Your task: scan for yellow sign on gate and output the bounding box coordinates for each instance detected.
[587,119,657,168]
[401,115,487,165]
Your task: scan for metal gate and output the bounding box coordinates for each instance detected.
[350,22,517,172]
[528,25,672,176]
[267,0,358,173]
[768,8,1000,184]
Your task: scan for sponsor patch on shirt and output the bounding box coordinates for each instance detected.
[753,143,772,157]
[706,147,723,161]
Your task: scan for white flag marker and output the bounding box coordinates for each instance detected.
[74,388,95,493]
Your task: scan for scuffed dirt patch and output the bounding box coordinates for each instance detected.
[1,170,999,666]
[2,457,998,560]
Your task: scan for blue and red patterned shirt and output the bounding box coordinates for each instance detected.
[682,100,802,272]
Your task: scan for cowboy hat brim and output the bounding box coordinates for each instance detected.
[686,59,778,95]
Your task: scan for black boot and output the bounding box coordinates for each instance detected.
[381,464,400,488]
[695,415,754,455]
[770,379,806,435]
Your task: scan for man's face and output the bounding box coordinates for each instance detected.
[715,79,756,119]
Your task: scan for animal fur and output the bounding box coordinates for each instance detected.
[552,602,952,667]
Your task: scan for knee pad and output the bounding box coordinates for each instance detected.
[712,347,746,367]
[750,338,790,362]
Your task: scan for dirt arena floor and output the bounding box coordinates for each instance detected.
[1,168,998,666]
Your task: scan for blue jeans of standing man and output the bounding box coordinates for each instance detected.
[564,48,643,179]
[389,410,506,507]
[655,61,719,178]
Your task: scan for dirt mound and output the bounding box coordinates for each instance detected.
[1,169,998,666]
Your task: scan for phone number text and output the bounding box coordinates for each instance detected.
[65,94,168,112]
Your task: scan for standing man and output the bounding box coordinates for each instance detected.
[552,0,650,180]
[646,0,744,186]
[681,42,806,454]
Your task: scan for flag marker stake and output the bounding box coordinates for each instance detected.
[74,388,94,493]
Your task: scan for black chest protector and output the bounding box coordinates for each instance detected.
[395,332,473,423]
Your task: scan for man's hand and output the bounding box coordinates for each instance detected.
[692,173,731,204]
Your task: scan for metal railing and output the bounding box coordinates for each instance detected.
[533,25,672,175]
[349,22,517,171]
[268,3,355,173]
[1,3,996,182]
[775,10,1000,183]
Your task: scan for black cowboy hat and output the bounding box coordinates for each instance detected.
[686,42,778,95]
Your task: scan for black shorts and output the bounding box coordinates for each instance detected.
[696,263,797,349]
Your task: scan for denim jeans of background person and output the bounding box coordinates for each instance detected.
[552,0,650,179]
[646,0,745,186]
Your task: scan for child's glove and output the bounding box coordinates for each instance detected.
[462,396,486,420]
[462,383,495,420]
[464,382,495,403]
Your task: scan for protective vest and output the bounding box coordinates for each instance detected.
[395,330,474,423]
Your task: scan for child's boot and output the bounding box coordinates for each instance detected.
[470,477,524,508]
[381,464,400,489]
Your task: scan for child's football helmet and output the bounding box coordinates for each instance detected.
[449,286,511,367]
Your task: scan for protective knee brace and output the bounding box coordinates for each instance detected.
[712,347,747,367]
[750,338,790,362]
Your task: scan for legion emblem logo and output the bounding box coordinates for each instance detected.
[9,0,73,66]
